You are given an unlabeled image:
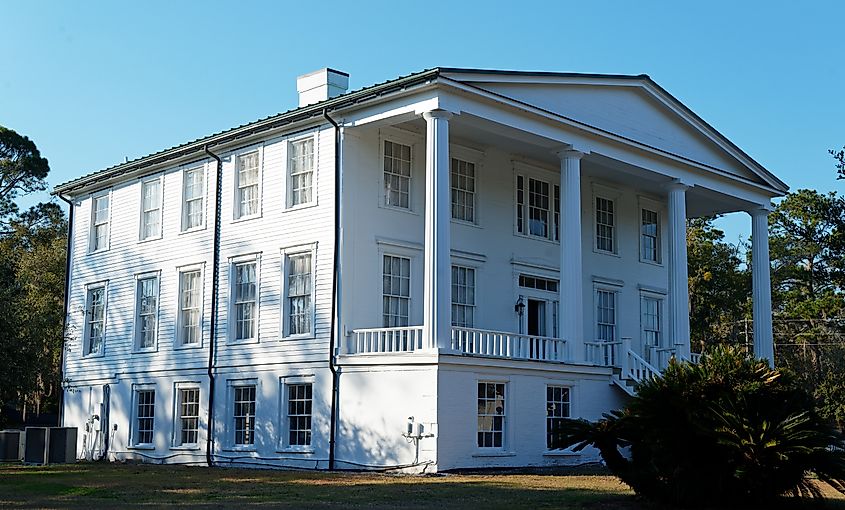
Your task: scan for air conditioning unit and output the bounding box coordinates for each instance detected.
[48,427,77,464]
[23,427,49,464]
[0,430,23,461]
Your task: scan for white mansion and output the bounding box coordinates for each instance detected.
[56,67,787,471]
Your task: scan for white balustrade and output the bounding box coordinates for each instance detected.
[350,326,428,354]
[451,327,567,362]
[626,349,660,383]
[585,340,623,367]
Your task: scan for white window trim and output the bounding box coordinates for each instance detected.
[277,375,316,453]
[451,264,477,328]
[132,270,162,353]
[475,379,512,453]
[128,383,157,450]
[82,280,109,358]
[450,144,484,227]
[175,263,206,350]
[232,145,264,222]
[638,196,663,266]
[138,175,164,242]
[171,381,202,450]
[285,132,319,211]
[281,243,318,340]
[378,129,421,215]
[592,182,622,256]
[228,253,261,344]
[543,379,581,456]
[88,189,112,254]
[224,378,259,451]
[639,289,666,352]
[593,281,622,343]
[180,164,208,233]
[376,239,423,326]
[512,161,560,244]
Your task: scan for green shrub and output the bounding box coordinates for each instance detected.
[552,346,845,507]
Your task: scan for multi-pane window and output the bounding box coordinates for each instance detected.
[596,197,615,252]
[182,168,204,230]
[516,175,556,240]
[596,289,617,342]
[289,138,314,207]
[86,287,105,355]
[383,140,411,209]
[518,275,559,293]
[179,270,202,345]
[641,208,660,263]
[286,253,312,336]
[287,383,312,447]
[233,385,256,446]
[90,194,109,252]
[140,179,162,240]
[236,152,260,218]
[641,296,661,349]
[477,382,506,448]
[177,388,200,446]
[546,386,571,449]
[233,262,257,341]
[382,255,411,327]
[451,265,475,328]
[135,389,155,445]
[135,276,158,350]
[451,158,476,222]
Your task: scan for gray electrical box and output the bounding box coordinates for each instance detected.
[0,430,23,461]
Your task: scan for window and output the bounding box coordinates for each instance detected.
[451,265,475,327]
[595,196,615,253]
[233,385,256,446]
[90,194,109,252]
[546,386,571,449]
[178,270,202,346]
[477,382,506,448]
[641,295,662,349]
[232,261,257,341]
[134,389,155,445]
[382,255,411,327]
[135,276,159,350]
[286,383,312,448]
[182,167,204,231]
[285,253,312,336]
[516,173,557,241]
[236,152,260,219]
[451,158,476,222]
[383,140,411,209]
[85,286,106,355]
[518,274,559,293]
[641,208,660,263]
[176,388,200,446]
[140,179,162,240]
[289,138,314,207]
[596,289,617,342]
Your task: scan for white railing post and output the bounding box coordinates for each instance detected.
[621,337,632,378]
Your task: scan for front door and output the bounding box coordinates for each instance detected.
[527,299,547,337]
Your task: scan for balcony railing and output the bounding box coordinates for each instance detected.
[451,327,567,362]
[350,326,428,354]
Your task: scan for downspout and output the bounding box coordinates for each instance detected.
[57,194,74,428]
[204,145,223,468]
[322,109,341,471]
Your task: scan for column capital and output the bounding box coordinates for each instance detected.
[665,179,691,193]
[748,204,774,217]
[422,109,454,121]
[555,149,586,161]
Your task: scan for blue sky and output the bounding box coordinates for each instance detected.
[2,0,843,242]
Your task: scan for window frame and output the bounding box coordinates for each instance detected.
[232,146,264,222]
[449,145,484,226]
[476,380,508,450]
[175,264,205,349]
[593,283,620,344]
[226,379,258,450]
[88,190,111,253]
[228,254,261,344]
[281,244,317,340]
[286,133,318,210]
[83,281,108,357]
[545,385,572,449]
[381,253,413,328]
[638,196,663,265]
[451,264,476,328]
[129,384,157,449]
[278,376,315,453]
[181,164,207,233]
[132,271,161,353]
[138,175,164,242]
[592,183,621,256]
[379,132,419,213]
[639,291,665,354]
[171,382,201,449]
[513,162,560,243]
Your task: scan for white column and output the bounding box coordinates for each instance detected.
[750,207,775,367]
[667,181,691,359]
[422,110,453,351]
[556,150,585,362]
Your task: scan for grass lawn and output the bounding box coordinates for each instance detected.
[1,462,843,509]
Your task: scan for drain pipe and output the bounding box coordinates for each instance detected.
[56,194,75,428]
[204,145,223,468]
[322,109,342,471]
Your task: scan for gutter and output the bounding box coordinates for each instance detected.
[322,109,342,471]
[203,145,223,468]
[56,194,74,427]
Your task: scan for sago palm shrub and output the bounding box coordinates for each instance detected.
[551,346,845,507]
